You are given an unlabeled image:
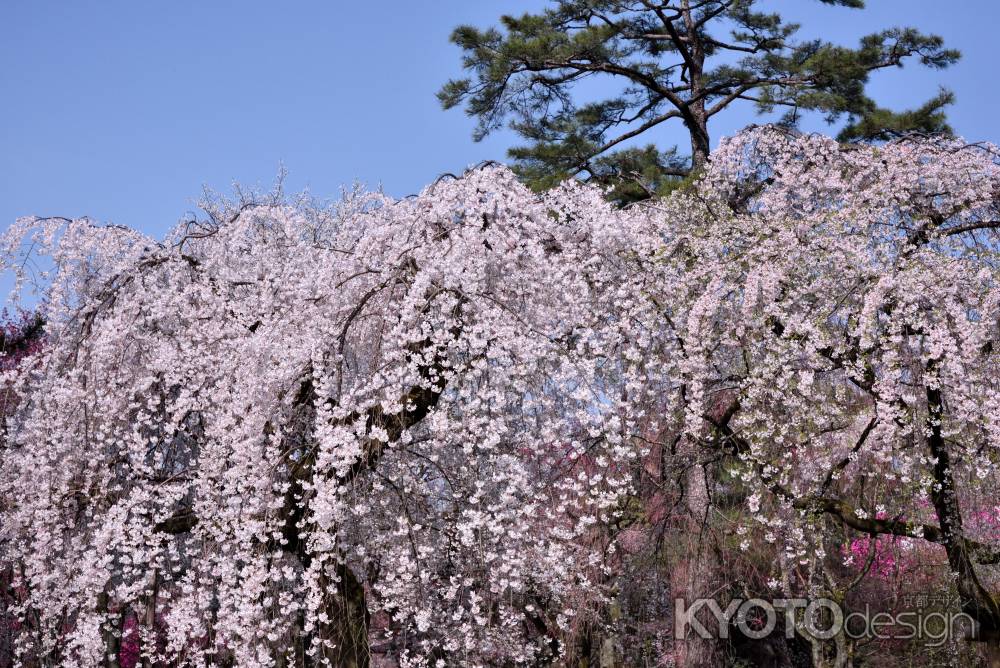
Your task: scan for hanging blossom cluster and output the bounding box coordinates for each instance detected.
[1,126,1000,666]
[0,168,675,667]
[661,128,1000,622]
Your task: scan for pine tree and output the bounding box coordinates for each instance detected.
[439,0,959,202]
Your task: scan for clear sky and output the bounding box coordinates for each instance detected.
[2,1,999,240]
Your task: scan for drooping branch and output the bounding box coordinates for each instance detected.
[155,291,463,539]
[792,495,1000,566]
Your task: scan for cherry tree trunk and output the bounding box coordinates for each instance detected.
[672,461,719,668]
[308,563,369,668]
[983,641,1000,668]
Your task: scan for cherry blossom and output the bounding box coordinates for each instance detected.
[2,125,1000,666]
[0,168,668,666]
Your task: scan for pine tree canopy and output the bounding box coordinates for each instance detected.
[439,0,960,202]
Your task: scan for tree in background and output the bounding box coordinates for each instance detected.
[439,0,959,202]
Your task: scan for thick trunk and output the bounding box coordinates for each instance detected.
[688,111,710,171]
[597,598,622,668]
[141,570,158,668]
[333,563,370,668]
[303,562,369,668]
[682,1,710,171]
[598,636,617,668]
[97,592,123,668]
[802,626,850,668]
[672,461,719,668]
[985,641,1000,668]
[674,19,713,661]
[925,383,1000,658]
[576,626,592,667]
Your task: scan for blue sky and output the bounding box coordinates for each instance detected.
[2,1,998,240]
